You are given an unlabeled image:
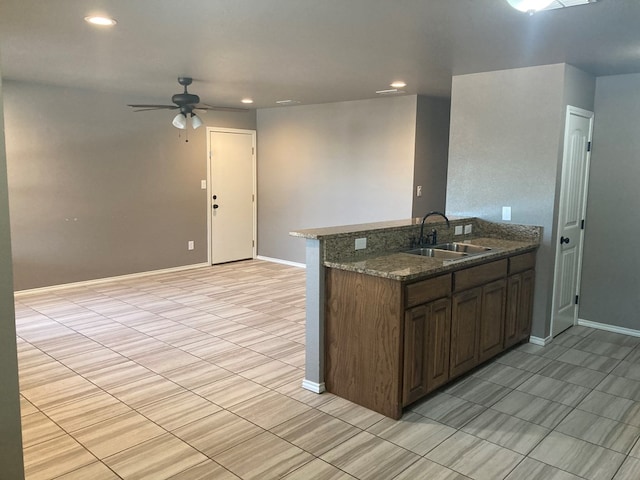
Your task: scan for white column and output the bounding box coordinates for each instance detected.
[301,238,326,393]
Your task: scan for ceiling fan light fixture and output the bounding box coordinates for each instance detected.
[506,0,554,13]
[172,113,187,129]
[191,113,203,129]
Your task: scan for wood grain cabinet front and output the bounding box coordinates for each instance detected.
[504,253,536,349]
[450,259,507,378]
[324,250,536,418]
[403,297,451,406]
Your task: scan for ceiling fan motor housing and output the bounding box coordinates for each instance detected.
[171,92,200,106]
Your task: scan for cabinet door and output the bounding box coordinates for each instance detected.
[403,298,452,406]
[504,274,522,349]
[478,279,506,363]
[426,297,451,393]
[403,305,428,406]
[517,270,535,342]
[450,287,482,379]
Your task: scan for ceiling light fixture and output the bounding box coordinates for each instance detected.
[507,0,597,14]
[241,98,254,104]
[84,15,117,26]
[506,0,553,14]
[190,113,203,129]
[172,113,187,129]
[390,81,407,88]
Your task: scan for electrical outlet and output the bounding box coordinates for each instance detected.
[416,185,422,197]
[188,241,194,250]
[201,180,207,190]
[502,206,512,221]
[454,225,463,235]
[464,224,473,234]
[355,238,367,250]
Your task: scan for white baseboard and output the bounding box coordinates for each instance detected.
[578,318,640,338]
[256,255,306,269]
[529,335,553,346]
[301,379,325,394]
[14,262,210,297]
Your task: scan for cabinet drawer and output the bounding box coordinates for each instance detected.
[453,259,507,292]
[405,274,451,308]
[509,252,536,274]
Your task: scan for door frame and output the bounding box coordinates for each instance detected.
[550,105,594,337]
[206,127,257,265]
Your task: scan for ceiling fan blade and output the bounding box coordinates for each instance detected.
[127,104,178,109]
[196,104,249,113]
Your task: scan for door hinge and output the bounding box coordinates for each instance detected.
[581,219,585,230]
[252,147,255,155]
[252,240,255,247]
[587,141,591,152]
[252,194,255,202]
[575,295,579,305]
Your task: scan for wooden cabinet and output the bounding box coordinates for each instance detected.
[325,268,403,419]
[504,253,536,349]
[403,297,451,406]
[478,279,506,363]
[450,287,482,378]
[450,258,507,378]
[325,250,535,418]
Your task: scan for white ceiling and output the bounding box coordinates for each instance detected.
[1,0,639,109]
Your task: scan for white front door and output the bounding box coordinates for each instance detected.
[208,128,256,264]
[551,106,594,337]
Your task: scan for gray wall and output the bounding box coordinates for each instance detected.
[0,75,25,479]
[580,73,640,330]
[446,64,594,339]
[256,95,418,264]
[412,95,450,218]
[4,81,256,290]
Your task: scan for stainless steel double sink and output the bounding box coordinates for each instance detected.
[405,242,492,259]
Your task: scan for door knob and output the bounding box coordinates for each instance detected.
[213,204,219,209]
[560,236,570,245]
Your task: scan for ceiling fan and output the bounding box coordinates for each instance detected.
[128,77,248,130]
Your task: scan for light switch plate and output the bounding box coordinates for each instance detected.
[464,224,473,234]
[201,180,207,190]
[416,185,422,197]
[454,225,463,235]
[355,238,367,250]
[187,241,195,250]
[502,206,512,221]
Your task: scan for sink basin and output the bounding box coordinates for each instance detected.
[405,248,468,259]
[432,242,492,253]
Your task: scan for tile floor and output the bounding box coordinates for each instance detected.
[14,259,640,480]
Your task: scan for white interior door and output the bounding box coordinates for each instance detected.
[209,129,256,264]
[551,106,594,337]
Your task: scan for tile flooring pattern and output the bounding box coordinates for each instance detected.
[14,260,640,480]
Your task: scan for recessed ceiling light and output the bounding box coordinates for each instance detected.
[390,81,407,88]
[241,98,254,104]
[84,16,117,26]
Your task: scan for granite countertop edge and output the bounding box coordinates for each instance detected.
[289,216,470,240]
[324,237,539,282]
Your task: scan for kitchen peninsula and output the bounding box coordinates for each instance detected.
[291,217,541,418]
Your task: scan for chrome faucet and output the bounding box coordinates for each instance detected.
[419,211,450,246]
